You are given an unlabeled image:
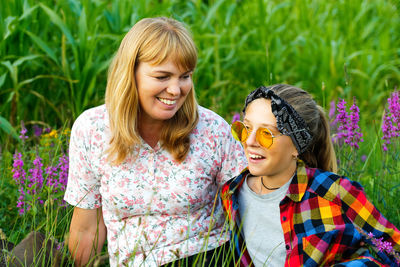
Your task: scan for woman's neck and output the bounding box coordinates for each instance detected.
[138,116,164,148]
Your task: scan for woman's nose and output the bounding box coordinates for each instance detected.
[166,80,180,96]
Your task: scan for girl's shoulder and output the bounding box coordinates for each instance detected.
[306,167,364,201]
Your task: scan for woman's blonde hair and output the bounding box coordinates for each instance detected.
[105,17,198,164]
[270,84,338,172]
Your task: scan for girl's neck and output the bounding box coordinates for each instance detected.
[248,165,296,195]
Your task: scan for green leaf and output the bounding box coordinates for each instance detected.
[0,115,19,140]
[25,31,59,65]
[13,54,41,67]
[0,73,6,88]
[3,16,17,40]
[39,3,76,47]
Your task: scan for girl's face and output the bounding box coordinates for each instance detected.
[135,59,193,124]
[243,98,298,179]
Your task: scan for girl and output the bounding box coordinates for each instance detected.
[222,84,400,266]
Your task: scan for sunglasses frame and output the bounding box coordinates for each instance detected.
[231,121,283,149]
[231,120,305,149]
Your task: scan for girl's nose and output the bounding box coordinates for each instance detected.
[246,129,258,146]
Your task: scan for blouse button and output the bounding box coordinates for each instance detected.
[282,216,287,221]
[285,244,290,250]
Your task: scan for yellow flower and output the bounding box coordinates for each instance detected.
[49,129,58,138]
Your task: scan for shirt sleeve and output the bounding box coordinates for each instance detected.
[339,177,400,265]
[215,119,247,186]
[64,112,102,209]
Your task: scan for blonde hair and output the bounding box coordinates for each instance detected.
[105,17,198,164]
[270,84,338,172]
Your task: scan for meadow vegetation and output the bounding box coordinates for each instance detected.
[0,0,399,266]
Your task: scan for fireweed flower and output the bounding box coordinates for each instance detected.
[232,112,240,123]
[329,100,337,129]
[12,151,70,214]
[28,156,44,195]
[382,110,394,151]
[333,99,349,145]
[19,121,28,141]
[357,227,400,264]
[333,98,363,149]
[381,91,400,151]
[345,97,364,149]
[33,125,43,137]
[388,91,400,136]
[12,152,27,214]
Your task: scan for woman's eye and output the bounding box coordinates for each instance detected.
[181,74,191,80]
[155,76,168,80]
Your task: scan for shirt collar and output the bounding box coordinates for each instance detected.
[227,160,309,202]
[286,160,309,202]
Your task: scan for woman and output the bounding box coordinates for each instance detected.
[64,17,246,266]
[222,84,400,266]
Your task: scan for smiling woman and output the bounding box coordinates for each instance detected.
[63,17,246,267]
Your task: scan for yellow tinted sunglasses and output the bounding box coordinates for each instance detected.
[231,121,283,149]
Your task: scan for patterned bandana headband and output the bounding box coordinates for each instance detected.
[243,85,313,154]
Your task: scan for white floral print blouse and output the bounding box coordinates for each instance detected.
[64,104,247,266]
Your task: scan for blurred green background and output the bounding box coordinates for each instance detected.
[1,0,399,143]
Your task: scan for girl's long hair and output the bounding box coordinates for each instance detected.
[270,84,337,172]
[105,17,198,164]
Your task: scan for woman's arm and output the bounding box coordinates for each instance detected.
[68,207,107,266]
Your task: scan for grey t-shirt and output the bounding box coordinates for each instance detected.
[238,174,292,267]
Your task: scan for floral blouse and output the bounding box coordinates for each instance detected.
[64,104,247,266]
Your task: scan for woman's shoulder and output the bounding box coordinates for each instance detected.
[72,104,108,133]
[197,105,230,131]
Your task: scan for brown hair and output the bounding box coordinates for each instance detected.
[269,84,337,172]
[105,17,198,164]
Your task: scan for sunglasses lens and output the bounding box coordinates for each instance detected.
[231,121,248,143]
[257,128,273,148]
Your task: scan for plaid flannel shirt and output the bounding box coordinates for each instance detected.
[221,160,400,266]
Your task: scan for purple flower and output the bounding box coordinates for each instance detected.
[329,100,337,130]
[334,99,349,144]
[231,112,240,123]
[381,90,400,151]
[344,97,363,149]
[364,231,399,262]
[332,98,363,149]
[12,152,26,184]
[19,121,28,141]
[361,155,367,162]
[382,110,394,151]
[33,125,43,137]
[329,100,336,119]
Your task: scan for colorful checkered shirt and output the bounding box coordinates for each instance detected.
[221,160,400,266]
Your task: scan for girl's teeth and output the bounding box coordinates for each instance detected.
[250,154,262,159]
[159,98,176,105]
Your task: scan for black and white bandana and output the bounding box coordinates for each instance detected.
[243,85,313,154]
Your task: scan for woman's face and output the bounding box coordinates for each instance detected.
[135,59,193,123]
[243,98,298,179]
